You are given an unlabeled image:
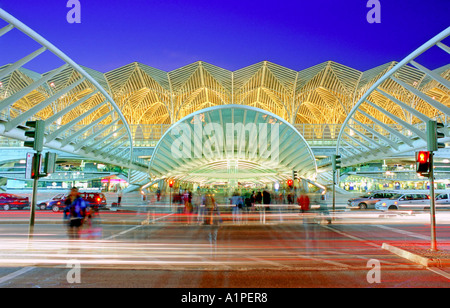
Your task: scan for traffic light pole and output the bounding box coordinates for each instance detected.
[332,169,336,213]
[331,154,340,215]
[28,152,41,235]
[170,187,173,213]
[428,153,437,251]
[425,120,444,252]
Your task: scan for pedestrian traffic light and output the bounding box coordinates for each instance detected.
[427,120,446,152]
[24,120,45,152]
[168,179,174,188]
[332,154,341,171]
[416,151,431,175]
[287,179,293,187]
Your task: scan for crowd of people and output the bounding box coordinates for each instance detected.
[166,187,329,225]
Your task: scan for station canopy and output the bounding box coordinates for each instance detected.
[149,105,317,184]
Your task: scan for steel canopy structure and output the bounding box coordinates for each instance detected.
[336,27,450,168]
[149,105,317,184]
[0,8,148,176]
[1,7,449,189]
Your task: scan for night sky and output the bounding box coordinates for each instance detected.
[0,0,449,73]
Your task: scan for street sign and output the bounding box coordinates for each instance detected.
[25,152,33,179]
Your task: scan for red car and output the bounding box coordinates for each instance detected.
[0,193,30,211]
[50,192,107,212]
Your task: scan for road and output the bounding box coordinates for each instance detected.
[0,207,449,288]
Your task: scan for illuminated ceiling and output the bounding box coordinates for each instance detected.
[2,60,448,133]
[149,105,317,183]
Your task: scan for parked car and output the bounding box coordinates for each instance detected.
[375,192,430,211]
[435,192,450,208]
[0,193,30,210]
[347,190,397,209]
[49,192,107,212]
[37,193,67,210]
[375,190,450,211]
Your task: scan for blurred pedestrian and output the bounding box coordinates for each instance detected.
[297,191,310,213]
[63,187,88,239]
[117,187,123,207]
[231,191,243,224]
[182,189,193,224]
[260,190,271,224]
[156,188,161,202]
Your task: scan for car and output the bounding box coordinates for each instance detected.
[429,192,450,210]
[49,192,107,212]
[436,192,450,208]
[375,192,430,211]
[347,190,397,209]
[37,193,67,210]
[0,193,30,210]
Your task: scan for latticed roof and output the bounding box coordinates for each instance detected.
[2,60,449,129]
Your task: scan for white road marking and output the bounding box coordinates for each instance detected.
[320,225,380,248]
[325,225,450,281]
[104,213,173,240]
[427,267,450,280]
[0,267,34,285]
[375,225,430,241]
[245,256,291,269]
[296,253,350,268]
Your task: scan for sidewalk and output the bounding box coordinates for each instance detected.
[382,242,450,268]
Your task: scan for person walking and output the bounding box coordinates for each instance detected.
[63,187,88,239]
[297,191,310,213]
[117,187,123,207]
[231,192,243,224]
[204,192,216,225]
[261,190,271,224]
[156,188,161,202]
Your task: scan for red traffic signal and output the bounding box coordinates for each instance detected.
[418,151,429,163]
[287,179,293,187]
[416,151,430,175]
[168,179,174,188]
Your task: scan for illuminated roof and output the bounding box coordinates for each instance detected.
[149,105,317,183]
[3,60,449,129]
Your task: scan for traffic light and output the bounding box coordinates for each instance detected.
[427,120,446,152]
[24,120,45,152]
[168,179,174,188]
[416,151,431,175]
[332,154,341,171]
[292,170,298,180]
[43,152,57,174]
[287,179,293,188]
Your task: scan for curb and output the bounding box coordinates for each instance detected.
[382,243,449,268]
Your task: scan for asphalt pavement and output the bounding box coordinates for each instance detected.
[0,208,449,288]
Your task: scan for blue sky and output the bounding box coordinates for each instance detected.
[0,0,449,73]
